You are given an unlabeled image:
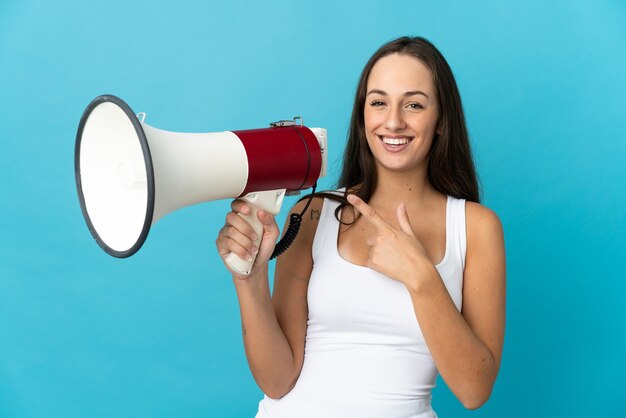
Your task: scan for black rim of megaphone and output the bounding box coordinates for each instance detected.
[75,94,155,258]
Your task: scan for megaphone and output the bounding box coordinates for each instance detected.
[75,94,327,275]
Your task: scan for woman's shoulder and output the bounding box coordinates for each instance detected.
[464,200,504,249]
[465,201,502,229]
[285,194,326,244]
[289,194,325,220]
[286,188,346,241]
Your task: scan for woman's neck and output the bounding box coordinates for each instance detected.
[367,166,439,211]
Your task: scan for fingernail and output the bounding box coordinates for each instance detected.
[246,254,253,262]
[347,194,355,203]
[251,233,258,241]
[251,246,258,254]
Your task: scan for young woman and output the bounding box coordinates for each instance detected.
[215,36,506,418]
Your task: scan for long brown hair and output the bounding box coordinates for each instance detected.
[306,36,480,223]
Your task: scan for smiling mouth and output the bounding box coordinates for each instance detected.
[378,135,414,145]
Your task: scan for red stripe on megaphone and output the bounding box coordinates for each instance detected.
[234,125,322,196]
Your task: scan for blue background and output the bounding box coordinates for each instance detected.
[1,1,625,417]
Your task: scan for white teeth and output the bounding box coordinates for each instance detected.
[380,136,411,145]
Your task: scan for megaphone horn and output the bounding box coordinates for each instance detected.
[75,94,327,275]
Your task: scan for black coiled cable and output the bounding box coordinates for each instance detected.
[270,182,317,260]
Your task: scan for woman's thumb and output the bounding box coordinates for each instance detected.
[396,203,416,237]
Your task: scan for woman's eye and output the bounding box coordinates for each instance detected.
[407,103,424,110]
[370,100,385,107]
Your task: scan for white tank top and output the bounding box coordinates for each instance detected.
[256,192,466,418]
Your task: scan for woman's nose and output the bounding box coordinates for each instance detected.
[384,106,406,131]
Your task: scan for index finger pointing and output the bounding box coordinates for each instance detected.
[347,194,388,229]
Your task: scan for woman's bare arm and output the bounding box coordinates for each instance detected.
[406,202,506,409]
[219,198,322,398]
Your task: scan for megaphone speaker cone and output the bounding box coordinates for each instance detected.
[75,94,155,258]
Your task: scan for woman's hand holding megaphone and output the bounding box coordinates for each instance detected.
[216,199,280,279]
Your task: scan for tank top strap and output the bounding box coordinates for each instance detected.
[447,196,467,271]
[312,191,343,262]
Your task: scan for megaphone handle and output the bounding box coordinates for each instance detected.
[225,207,264,275]
[224,189,286,276]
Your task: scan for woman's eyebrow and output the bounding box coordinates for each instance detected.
[366,89,429,99]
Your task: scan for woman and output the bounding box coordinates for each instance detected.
[216,36,506,417]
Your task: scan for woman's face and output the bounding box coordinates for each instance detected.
[364,53,440,175]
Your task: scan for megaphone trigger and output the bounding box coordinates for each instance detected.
[224,189,286,275]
